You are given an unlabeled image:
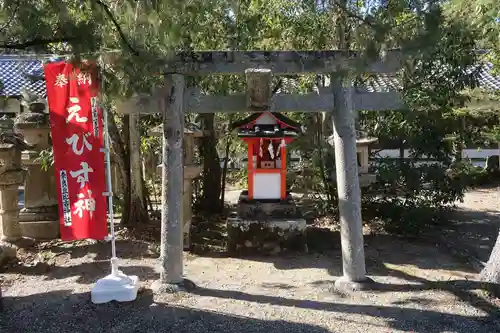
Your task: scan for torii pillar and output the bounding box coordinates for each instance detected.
[331,76,373,291]
[152,74,188,293]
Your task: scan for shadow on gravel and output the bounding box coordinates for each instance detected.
[190,280,500,333]
[0,289,332,333]
[2,261,158,284]
[0,234,160,284]
[37,238,159,261]
[443,207,500,264]
[224,232,476,275]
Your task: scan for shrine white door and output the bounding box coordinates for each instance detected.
[253,173,281,199]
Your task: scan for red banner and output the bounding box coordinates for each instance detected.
[44,61,107,241]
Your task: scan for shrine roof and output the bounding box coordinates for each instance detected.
[231,112,301,130]
[236,124,301,138]
[0,56,46,97]
[476,63,500,90]
[356,62,500,92]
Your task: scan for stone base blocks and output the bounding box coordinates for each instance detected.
[227,191,307,255]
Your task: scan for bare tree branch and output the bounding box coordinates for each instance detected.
[330,0,378,28]
[0,0,21,34]
[94,0,139,56]
[0,36,78,49]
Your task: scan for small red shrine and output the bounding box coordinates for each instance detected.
[232,112,303,201]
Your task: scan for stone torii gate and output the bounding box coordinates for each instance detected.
[117,50,404,292]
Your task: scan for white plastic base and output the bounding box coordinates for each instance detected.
[91,270,140,304]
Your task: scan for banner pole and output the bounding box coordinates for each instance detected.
[100,74,118,276]
[102,87,118,277]
[91,63,139,304]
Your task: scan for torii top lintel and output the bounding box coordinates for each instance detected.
[164,49,403,75]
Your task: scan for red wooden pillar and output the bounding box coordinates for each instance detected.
[280,141,287,200]
[247,141,254,200]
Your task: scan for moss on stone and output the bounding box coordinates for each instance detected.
[227,218,306,255]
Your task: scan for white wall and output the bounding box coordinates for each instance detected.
[222,148,499,169]
[373,149,499,168]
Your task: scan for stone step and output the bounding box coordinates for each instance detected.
[237,201,301,219]
[235,190,302,219]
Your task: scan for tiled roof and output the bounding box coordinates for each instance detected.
[358,74,403,92]
[476,63,500,90]
[358,63,500,92]
[0,56,46,97]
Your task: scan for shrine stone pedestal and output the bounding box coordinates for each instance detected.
[226,191,306,255]
[15,112,59,239]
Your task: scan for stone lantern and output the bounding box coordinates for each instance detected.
[327,134,378,187]
[0,116,26,243]
[149,123,204,250]
[14,90,59,239]
[355,136,378,187]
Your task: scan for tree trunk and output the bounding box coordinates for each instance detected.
[399,142,405,168]
[220,133,232,211]
[453,116,465,162]
[199,113,222,215]
[129,112,149,226]
[316,113,333,204]
[107,112,131,226]
[480,230,500,283]
[317,77,335,204]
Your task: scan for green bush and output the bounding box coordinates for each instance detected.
[363,159,464,235]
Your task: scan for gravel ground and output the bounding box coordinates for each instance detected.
[446,186,500,264]
[1,189,500,333]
